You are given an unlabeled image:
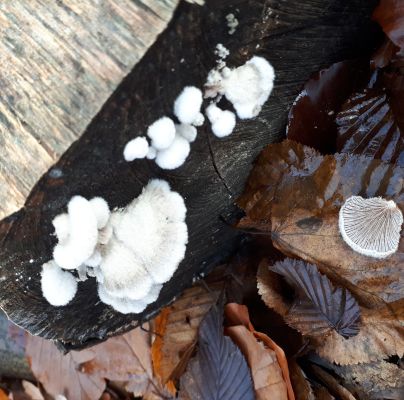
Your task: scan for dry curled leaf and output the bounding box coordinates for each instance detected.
[26,325,169,400]
[373,0,404,49]
[179,302,254,400]
[238,140,404,309]
[151,284,222,393]
[225,303,294,400]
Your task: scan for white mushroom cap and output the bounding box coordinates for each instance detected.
[155,134,191,170]
[89,197,110,229]
[176,124,197,143]
[52,213,70,243]
[206,104,236,138]
[147,117,176,150]
[208,55,275,119]
[123,136,149,161]
[53,196,99,270]
[99,179,188,301]
[146,146,157,160]
[339,196,403,258]
[41,260,78,306]
[174,86,203,125]
[98,284,149,314]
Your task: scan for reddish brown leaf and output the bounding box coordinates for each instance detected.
[373,0,404,49]
[287,60,370,154]
[0,389,8,400]
[225,303,295,400]
[238,140,404,309]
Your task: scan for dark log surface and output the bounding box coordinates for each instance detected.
[0,0,379,350]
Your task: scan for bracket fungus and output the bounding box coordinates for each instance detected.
[339,196,403,258]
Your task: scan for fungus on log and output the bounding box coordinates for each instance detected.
[0,0,379,350]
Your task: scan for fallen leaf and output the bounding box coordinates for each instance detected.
[373,0,404,49]
[258,258,404,364]
[336,80,404,166]
[0,389,7,400]
[238,140,404,309]
[287,60,370,154]
[26,325,169,400]
[179,302,254,400]
[313,303,404,364]
[224,303,294,400]
[288,360,315,400]
[21,382,44,400]
[270,259,360,338]
[151,284,222,393]
[312,386,335,400]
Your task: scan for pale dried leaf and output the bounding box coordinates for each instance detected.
[151,284,222,388]
[21,382,44,400]
[313,305,404,364]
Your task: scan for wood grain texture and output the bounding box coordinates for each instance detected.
[0,0,379,349]
[0,0,178,219]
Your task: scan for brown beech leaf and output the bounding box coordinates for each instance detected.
[238,140,404,308]
[373,0,404,49]
[288,360,315,400]
[270,259,360,338]
[0,389,8,400]
[151,284,222,392]
[26,325,169,400]
[179,302,254,400]
[224,303,295,400]
[258,261,404,364]
[287,60,370,154]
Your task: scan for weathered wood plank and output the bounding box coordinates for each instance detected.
[0,0,179,219]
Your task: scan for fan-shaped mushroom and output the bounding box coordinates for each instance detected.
[339,196,403,258]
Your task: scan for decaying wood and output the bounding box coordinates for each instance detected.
[0,0,379,349]
[0,0,178,219]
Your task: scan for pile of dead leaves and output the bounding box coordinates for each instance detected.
[0,1,403,399]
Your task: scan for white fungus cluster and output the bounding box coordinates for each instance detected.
[40,179,188,314]
[339,196,403,259]
[123,86,203,170]
[124,46,275,164]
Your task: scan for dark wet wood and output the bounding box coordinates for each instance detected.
[0,0,379,350]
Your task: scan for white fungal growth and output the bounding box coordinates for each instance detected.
[215,43,229,59]
[146,146,157,160]
[52,213,69,243]
[206,104,236,138]
[176,123,197,143]
[155,134,191,170]
[226,13,239,35]
[89,197,110,229]
[205,56,275,119]
[339,196,403,258]
[174,86,203,125]
[99,179,187,306]
[147,117,176,150]
[123,136,149,161]
[41,260,77,306]
[53,196,99,270]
